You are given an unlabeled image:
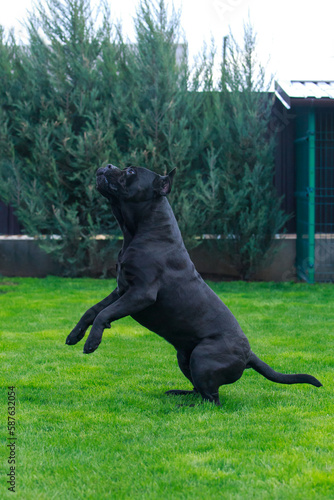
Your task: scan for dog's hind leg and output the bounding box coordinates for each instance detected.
[189,341,247,406]
[66,288,120,345]
[165,350,198,396]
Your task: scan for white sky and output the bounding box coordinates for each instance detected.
[2,0,334,82]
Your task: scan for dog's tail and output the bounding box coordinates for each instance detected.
[247,352,322,387]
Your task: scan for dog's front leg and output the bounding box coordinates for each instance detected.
[66,288,120,345]
[83,287,157,354]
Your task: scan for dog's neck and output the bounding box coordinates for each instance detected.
[110,196,183,248]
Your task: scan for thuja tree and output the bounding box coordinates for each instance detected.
[121,5,227,246]
[0,2,288,278]
[196,24,289,279]
[184,43,230,241]
[0,29,16,185]
[0,0,123,275]
[120,0,205,243]
[124,1,191,172]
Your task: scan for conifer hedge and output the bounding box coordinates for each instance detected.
[0,0,289,279]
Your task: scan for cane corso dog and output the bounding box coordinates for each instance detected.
[66,164,322,405]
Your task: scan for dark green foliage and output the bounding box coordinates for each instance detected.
[0,0,123,275]
[120,0,200,244]
[218,26,289,279]
[0,2,289,278]
[189,25,289,278]
[125,0,190,172]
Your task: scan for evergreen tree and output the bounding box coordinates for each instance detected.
[0,28,16,185]
[183,23,289,279]
[114,0,206,245]
[187,44,229,240]
[0,0,123,275]
[0,4,289,279]
[124,0,189,170]
[122,1,198,198]
[216,23,289,279]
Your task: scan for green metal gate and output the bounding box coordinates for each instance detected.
[296,108,334,282]
[315,110,334,281]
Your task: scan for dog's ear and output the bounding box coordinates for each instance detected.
[154,168,177,196]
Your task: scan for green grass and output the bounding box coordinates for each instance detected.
[0,277,333,499]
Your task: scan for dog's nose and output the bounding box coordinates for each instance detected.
[97,164,120,176]
[107,164,120,171]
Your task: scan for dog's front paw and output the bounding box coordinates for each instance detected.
[83,338,101,354]
[83,318,106,353]
[66,325,87,345]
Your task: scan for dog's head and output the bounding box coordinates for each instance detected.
[96,164,176,202]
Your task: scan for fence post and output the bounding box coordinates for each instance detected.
[308,109,316,284]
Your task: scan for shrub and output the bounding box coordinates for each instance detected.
[0,2,289,278]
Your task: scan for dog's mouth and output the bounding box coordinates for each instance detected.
[96,172,118,194]
[96,164,127,199]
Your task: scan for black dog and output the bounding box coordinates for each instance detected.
[66,164,322,405]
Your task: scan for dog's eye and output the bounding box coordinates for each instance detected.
[126,168,136,176]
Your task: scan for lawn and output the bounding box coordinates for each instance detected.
[0,277,333,499]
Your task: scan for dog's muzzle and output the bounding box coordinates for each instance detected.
[96,164,121,193]
[96,164,120,176]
